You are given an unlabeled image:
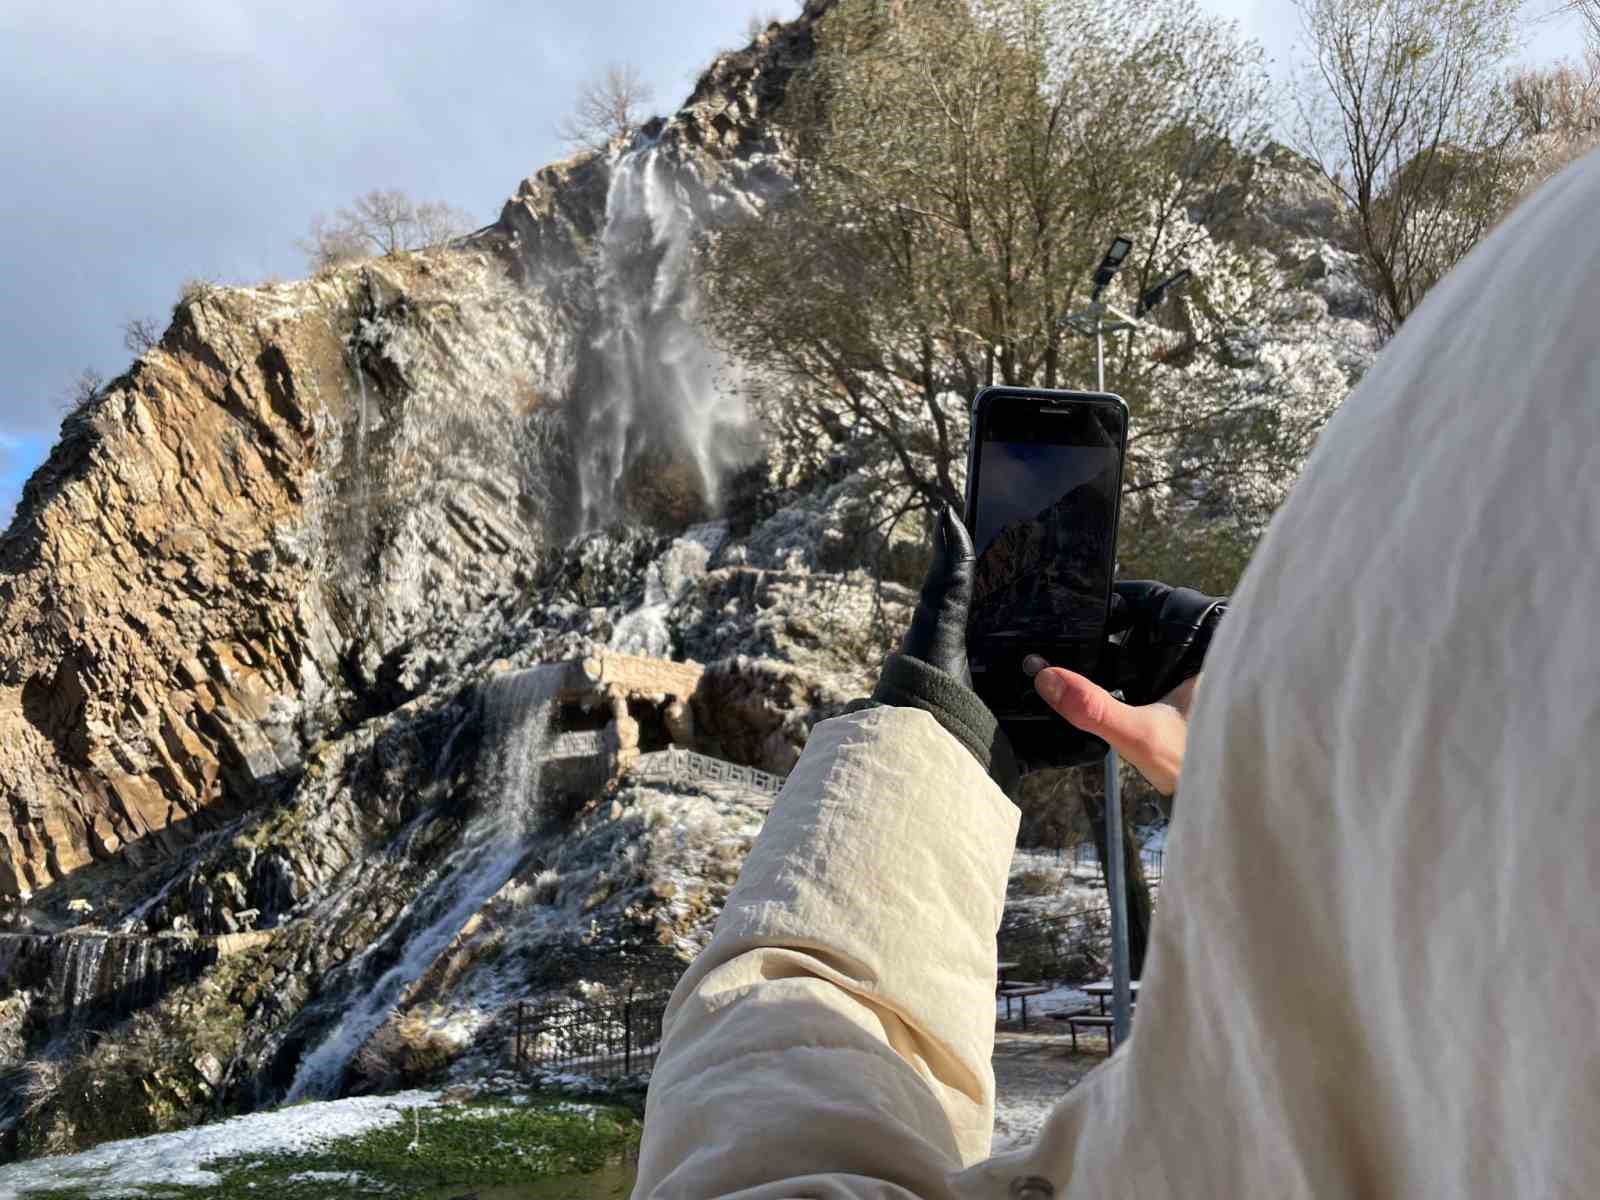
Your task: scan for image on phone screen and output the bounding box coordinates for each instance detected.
[971,444,1118,641]
[969,408,1121,650]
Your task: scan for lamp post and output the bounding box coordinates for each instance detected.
[1059,239,1189,1049]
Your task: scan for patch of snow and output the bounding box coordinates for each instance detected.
[609,522,727,656]
[992,1092,1066,1154]
[0,1091,440,1200]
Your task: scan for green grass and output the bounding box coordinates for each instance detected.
[15,1096,642,1200]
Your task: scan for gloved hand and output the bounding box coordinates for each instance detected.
[854,504,1019,795]
[1027,579,1227,794]
[898,503,976,686]
[1106,581,1228,706]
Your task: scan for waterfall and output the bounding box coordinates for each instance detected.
[52,936,108,1023]
[578,144,754,530]
[284,665,563,1102]
[353,352,370,523]
[0,933,184,1030]
[610,521,728,657]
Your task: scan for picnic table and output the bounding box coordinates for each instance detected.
[1080,979,1141,1015]
[1040,980,1141,1054]
[996,960,1050,1028]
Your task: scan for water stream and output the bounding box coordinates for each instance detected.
[284,666,563,1102]
[578,143,752,530]
[0,932,191,1029]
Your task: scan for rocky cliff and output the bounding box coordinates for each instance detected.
[0,4,834,904]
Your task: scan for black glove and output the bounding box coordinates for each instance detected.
[852,505,1019,795]
[1105,581,1228,706]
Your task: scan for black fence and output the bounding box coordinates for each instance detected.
[514,988,674,1080]
[1067,841,1164,882]
[998,906,1112,984]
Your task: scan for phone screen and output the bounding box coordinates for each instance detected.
[966,392,1126,723]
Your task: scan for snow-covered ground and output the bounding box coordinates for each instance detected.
[1005,849,1107,922]
[0,1091,447,1198]
[993,1079,1068,1154]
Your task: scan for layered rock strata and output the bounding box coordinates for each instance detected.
[0,2,839,901]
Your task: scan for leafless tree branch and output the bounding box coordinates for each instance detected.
[297,190,474,271]
[557,62,655,151]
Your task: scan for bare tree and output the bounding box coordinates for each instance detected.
[1568,0,1600,41]
[1293,0,1527,339]
[1508,50,1600,185]
[557,63,655,150]
[121,316,161,354]
[703,0,1277,516]
[300,214,367,270]
[1512,52,1600,131]
[298,190,474,271]
[59,368,104,415]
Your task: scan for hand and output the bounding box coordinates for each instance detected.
[898,503,976,685]
[861,503,1018,793]
[1106,581,1227,706]
[1028,666,1198,796]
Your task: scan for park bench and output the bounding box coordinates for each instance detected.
[997,982,1052,1029]
[1048,1009,1118,1054]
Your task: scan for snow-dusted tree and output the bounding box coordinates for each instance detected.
[699,0,1320,585]
[1508,52,1600,188]
[557,63,655,151]
[298,190,474,271]
[1292,0,1527,340]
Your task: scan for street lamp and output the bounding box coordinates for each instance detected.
[1092,236,1133,299]
[1136,268,1192,318]
[1059,237,1190,1048]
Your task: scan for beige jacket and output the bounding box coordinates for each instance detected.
[635,147,1600,1199]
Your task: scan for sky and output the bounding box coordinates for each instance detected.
[973,443,1117,555]
[0,0,1588,529]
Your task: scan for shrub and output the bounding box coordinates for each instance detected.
[56,367,103,416]
[350,1009,461,1093]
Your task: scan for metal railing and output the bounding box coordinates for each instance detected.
[631,748,786,797]
[514,988,673,1079]
[549,729,608,758]
[1067,839,1164,882]
[998,905,1114,985]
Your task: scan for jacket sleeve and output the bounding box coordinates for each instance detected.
[633,706,1021,1200]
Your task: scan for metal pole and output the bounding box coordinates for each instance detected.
[1096,316,1106,394]
[1096,314,1133,1046]
[1105,743,1131,1045]
[625,990,634,1075]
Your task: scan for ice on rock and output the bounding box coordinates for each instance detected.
[609,522,728,658]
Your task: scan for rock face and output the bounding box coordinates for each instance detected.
[0,0,883,1159]
[0,251,568,899]
[0,4,838,904]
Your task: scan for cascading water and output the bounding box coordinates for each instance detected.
[610,521,728,657]
[578,142,755,530]
[353,350,371,524]
[0,933,185,1030]
[284,665,563,1102]
[50,936,107,1024]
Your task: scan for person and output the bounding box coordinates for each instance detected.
[631,146,1600,1200]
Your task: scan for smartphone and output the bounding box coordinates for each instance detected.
[964,386,1129,769]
